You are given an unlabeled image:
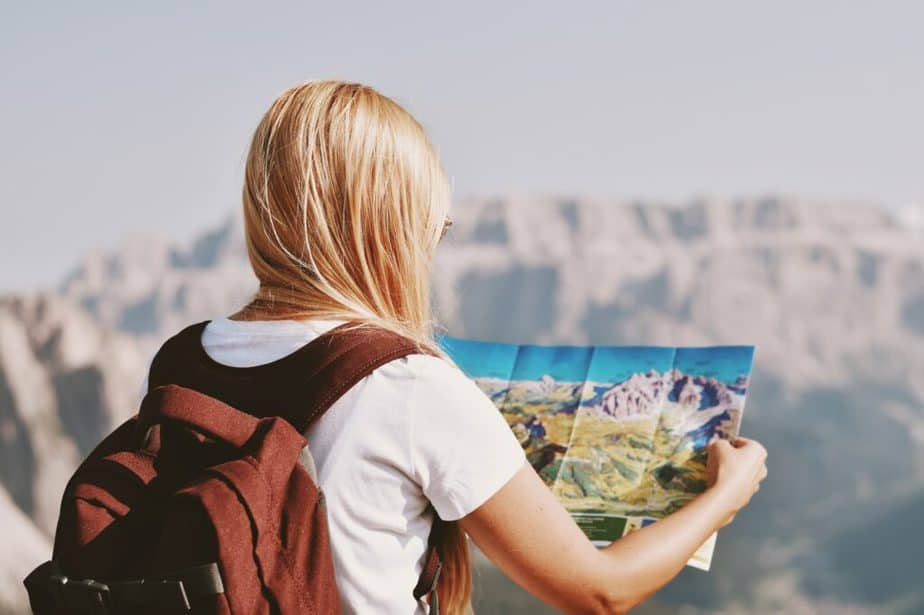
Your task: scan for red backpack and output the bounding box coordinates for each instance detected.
[23,321,444,614]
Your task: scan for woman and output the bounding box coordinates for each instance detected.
[145,81,768,614]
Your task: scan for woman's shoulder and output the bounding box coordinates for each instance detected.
[375,352,489,401]
[384,353,526,522]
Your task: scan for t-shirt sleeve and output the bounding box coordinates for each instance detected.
[408,355,527,521]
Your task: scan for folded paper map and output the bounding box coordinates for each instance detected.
[439,337,756,571]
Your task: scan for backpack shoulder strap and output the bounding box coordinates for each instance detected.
[298,322,445,612]
[287,322,438,432]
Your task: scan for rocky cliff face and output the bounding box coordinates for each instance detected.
[435,198,924,391]
[594,370,668,419]
[0,486,49,615]
[2,196,922,614]
[0,294,146,613]
[57,215,255,342]
[0,295,146,532]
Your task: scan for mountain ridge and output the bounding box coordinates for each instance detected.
[1,196,921,613]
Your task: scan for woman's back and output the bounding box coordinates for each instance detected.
[130,80,768,614]
[142,315,526,613]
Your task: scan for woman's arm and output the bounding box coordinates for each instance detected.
[458,436,768,615]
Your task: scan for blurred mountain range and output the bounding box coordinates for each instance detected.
[1,196,923,614]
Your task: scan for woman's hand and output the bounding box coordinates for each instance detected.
[705,435,768,527]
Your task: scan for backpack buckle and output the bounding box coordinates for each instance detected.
[51,573,111,614]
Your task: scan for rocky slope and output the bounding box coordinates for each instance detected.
[595,370,667,419]
[0,486,49,615]
[0,294,146,612]
[2,196,922,613]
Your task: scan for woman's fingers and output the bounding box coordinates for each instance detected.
[734,435,768,460]
[732,435,759,449]
[708,436,733,455]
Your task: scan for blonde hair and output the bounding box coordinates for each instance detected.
[239,81,471,613]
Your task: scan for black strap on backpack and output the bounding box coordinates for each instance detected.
[24,561,224,614]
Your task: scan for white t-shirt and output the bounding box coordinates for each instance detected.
[139,317,526,614]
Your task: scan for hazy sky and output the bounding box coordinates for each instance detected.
[2,1,922,291]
